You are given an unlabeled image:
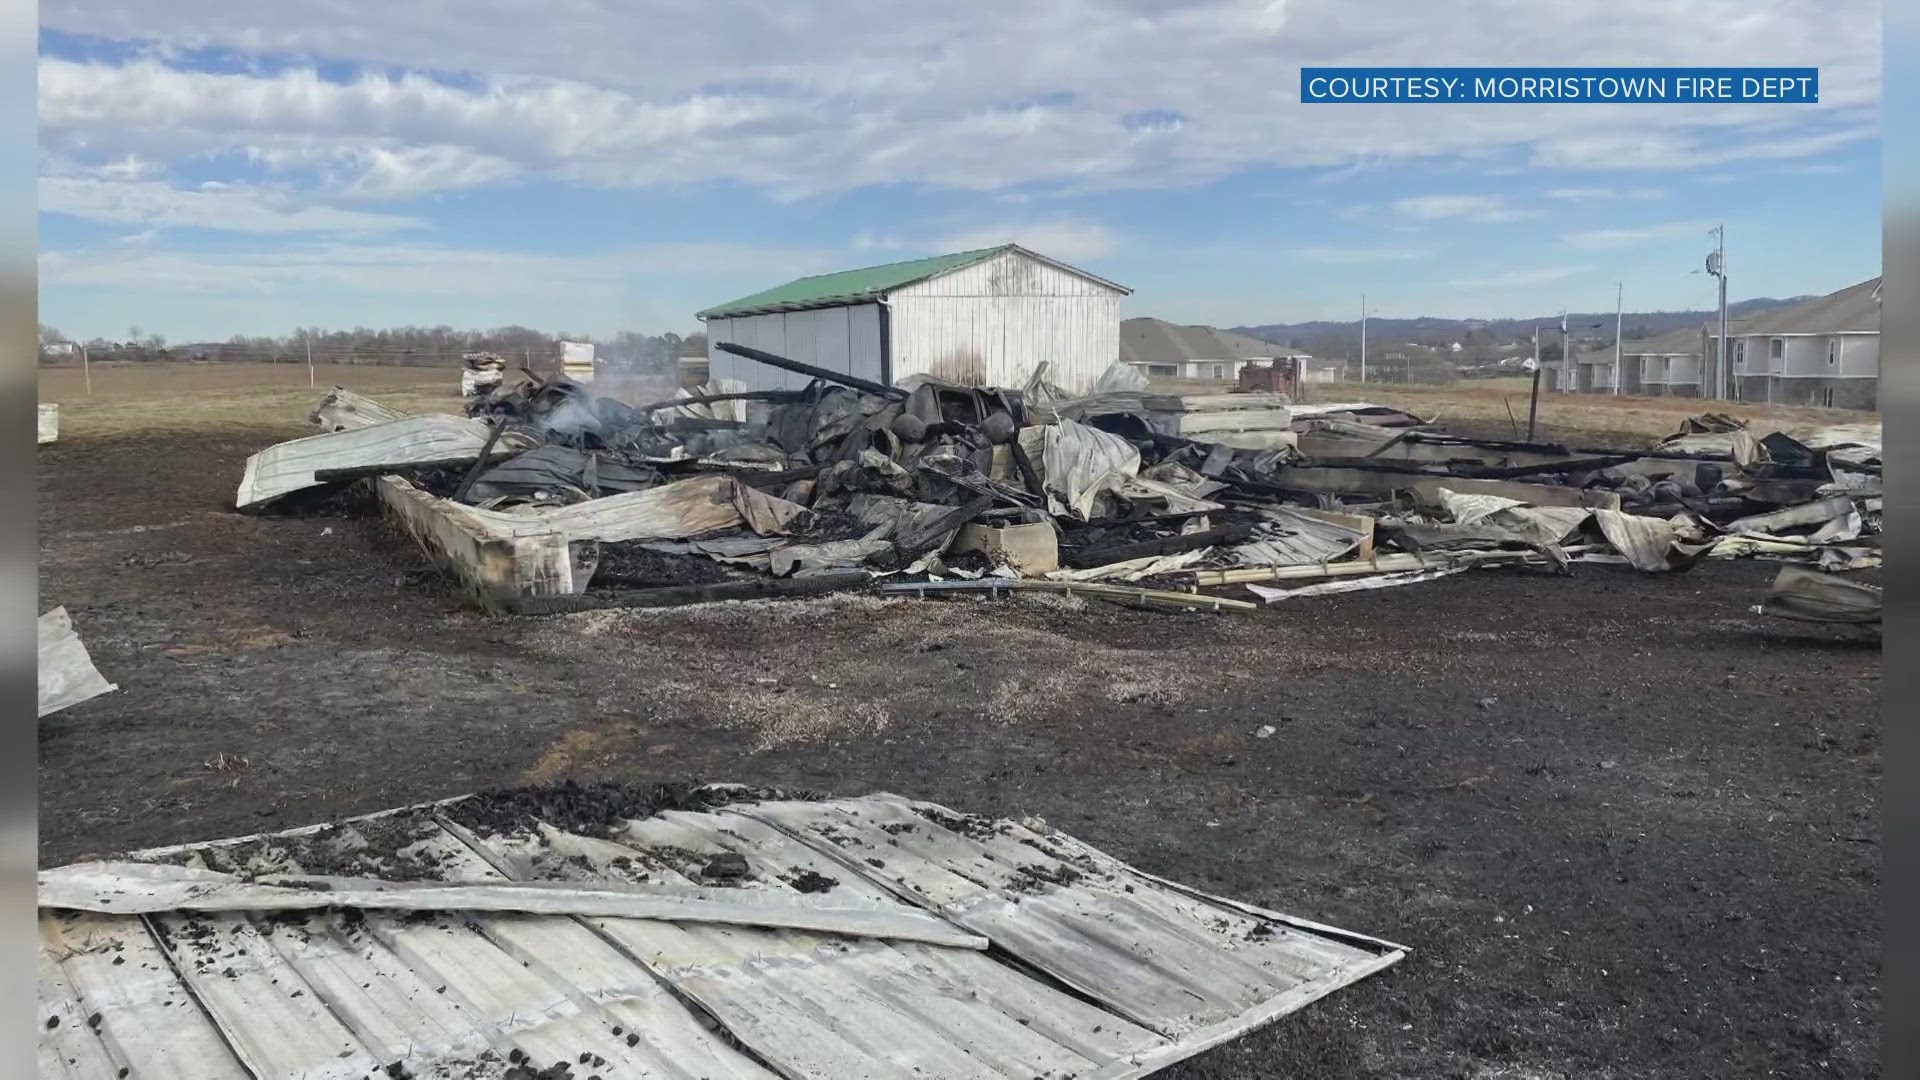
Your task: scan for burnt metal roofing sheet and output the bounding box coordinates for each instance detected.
[38,788,1404,1080]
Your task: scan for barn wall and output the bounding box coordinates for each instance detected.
[705,305,885,391]
[887,250,1123,393]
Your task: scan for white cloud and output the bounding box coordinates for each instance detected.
[42,237,825,294]
[853,222,1118,262]
[39,177,426,233]
[39,236,842,337]
[937,223,1118,261]
[33,1,1880,200]
[337,146,520,198]
[1529,125,1875,169]
[1392,195,1541,223]
[1545,186,1664,200]
[1561,220,1711,250]
[1450,266,1587,287]
[1284,244,1431,264]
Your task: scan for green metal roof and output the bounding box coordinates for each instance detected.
[695,245,1016,320]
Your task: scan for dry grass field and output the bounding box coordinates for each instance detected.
[1154,374,1871,443]
[39,362,462,439]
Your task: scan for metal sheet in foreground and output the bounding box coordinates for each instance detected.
[39,787,1405,1080]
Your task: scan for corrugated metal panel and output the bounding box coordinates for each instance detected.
[889,250,1122,393]
[41,791,1402,1080]
[708,306,885,392]
[235,415,536,509]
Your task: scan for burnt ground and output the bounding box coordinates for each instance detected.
[40,431,1880,1079]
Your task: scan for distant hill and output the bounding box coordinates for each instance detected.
[1231,297,1813,361]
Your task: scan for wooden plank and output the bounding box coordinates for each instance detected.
[1150,408,1293,435]
[1287,507,1375,560]
[376,475,577,609]
[1188,549,1544,587]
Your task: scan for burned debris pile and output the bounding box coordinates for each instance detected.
[245,351,1882,613]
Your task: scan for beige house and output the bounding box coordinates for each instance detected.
[1118,317,1306,381]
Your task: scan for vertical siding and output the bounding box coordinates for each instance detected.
[887,250,1123,393]
[1781,337,1824,377]
[1837,335,1879,378]
[705,305,885,391]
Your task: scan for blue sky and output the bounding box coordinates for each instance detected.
[36,2,1881,342]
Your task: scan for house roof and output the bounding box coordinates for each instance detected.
[1119,317,1288,365]
[1728,277,1881,336]
[696,244,1128,320]
[1574,325,1709,364]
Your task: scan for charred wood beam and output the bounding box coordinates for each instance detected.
[451,419,508,503]
[1291,456,1639,480]
[518,571,871,613]
[312,455,492,485]
[1061,523,1256,569]
[1007,440,1046,500]
[633,389,807,414]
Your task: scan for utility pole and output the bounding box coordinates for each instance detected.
[305,336,315,389]
[1358,293,1368,383]
[80,342,91,396]
[1559,309,1570,393]
[1612,282,1623,396]
[1707,225,1728,399]
[1526,326,1543,441]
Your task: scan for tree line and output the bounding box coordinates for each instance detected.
[37,324,707,373]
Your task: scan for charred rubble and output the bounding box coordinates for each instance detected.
[252,348,1882,612]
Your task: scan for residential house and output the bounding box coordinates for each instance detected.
[1718,277,1880,409]
[697,245,1129,393]
[1118,317,1306,381]
[1568,327,1708,396]
[1301,356,1347,383]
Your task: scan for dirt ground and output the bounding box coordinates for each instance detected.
[38,366,1880,1079]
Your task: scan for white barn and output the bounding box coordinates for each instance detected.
[697,245,1129,393]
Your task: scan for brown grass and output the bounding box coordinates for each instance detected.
[1151,374,1874,440]
[521,729,611,784]
[39,362,464,439]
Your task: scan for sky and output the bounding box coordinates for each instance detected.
[36,1,1883,342]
